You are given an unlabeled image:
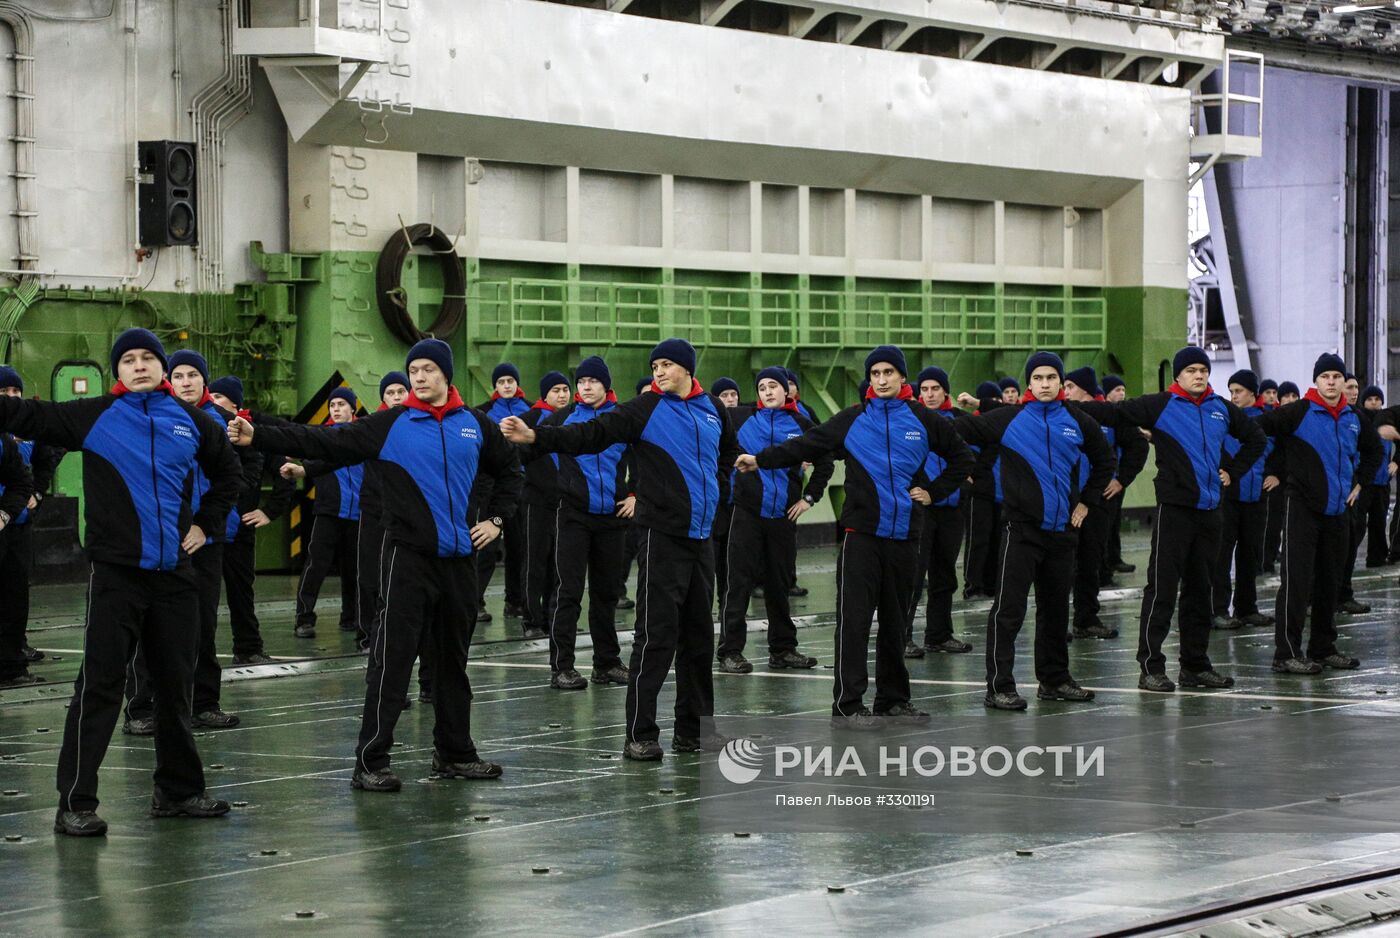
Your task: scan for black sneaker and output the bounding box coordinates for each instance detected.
[476,609,493,623]
[502,602,525,619]
[521,627,547,640]
[338,621,359,632]
[591,665,629,685]
[418,688,433,704]
[623,740,664,761]
[550,669,588,690]
[1312,653,1361,670]
[53,808,107,837]
[769,650,817,669]
[231,653,274,665]
[874,702,931,724]
[1138,673,1176,692]
[122,716,156,736]
[0,672,44,689]
[1271,657,1323,675]
[21,645,44,663]
[1037,680,1095,702]
[830,708,883,730]
[293,623,316,639]
[1339,600,1371,615]
[1178,668,1235,688]
[351,767,402,792]
[926,638,974,653]
[1071,623,1119,640]
[1114,562,1136,574]
[1210,615,1243,630]
[431,751,503,780]
[788,585,808,597]
[717,654,753,674]
[983,691,1028,711]
[150,790,230,818]
[1241,613,1275,628]
[193,709,240,729]
[672,733,733,753]
[616,596,636,610]
[903,641,926,659]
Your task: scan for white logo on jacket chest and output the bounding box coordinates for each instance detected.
[1060,426,1080,441]
[904,431,923,442]
[1209,411,1227,422]
[172,424,193,440]
[460,426,478,440]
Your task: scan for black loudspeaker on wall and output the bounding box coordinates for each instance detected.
[137,140,197,247]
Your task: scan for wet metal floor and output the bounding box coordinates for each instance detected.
[5,533,1400,937]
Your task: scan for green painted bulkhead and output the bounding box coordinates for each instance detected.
[0,245,1183,566]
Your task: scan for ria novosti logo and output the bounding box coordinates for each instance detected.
[718,738,765,784]
[716,740,1105,785]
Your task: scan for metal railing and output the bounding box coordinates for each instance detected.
[469,279,1107,351]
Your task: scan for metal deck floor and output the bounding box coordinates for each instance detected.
[5,532,1400,937]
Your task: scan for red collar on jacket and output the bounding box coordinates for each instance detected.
[531,399,555,412]
[1305,387,1350,420]
[1168,382,1214,405]
[236,409,252,421]
[1021,388,1067,404]
[377,402,390,412]
[490,390,522,402]
[1094,394,1106,402]
[405,386,466,422]
[865,384,915,401]
[575,390,619,408]
[936,397,955,411]
[195,389,214,409]
[652,378,706,400]
[759,399,801,413]
[111,380,176,397]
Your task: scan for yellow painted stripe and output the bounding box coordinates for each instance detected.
[290,536,301,558]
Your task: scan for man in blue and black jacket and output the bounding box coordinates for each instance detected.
[516,370,572,643]
[717,366,833,674]
[0,328,240,836]
[1062,366,1148,641]
[1209,369,1274,631]
[0,365,57,685]
[904,365,974,658]
[229,338,521,792]
[1113,346,1266,692]
[523,356,633,691]
[1264,354,1381,674]
[960,379,1005,599]
[1263,380,1301,571]
[1358,386,1395,568]
[0,409,37,687]
[280,387,364,643]
[503,338,740,761]
[737,345,974,729]
[475,362,531,620]
[956,352,1116,710]
[124,349,256,734]
[1099,373,1135,577]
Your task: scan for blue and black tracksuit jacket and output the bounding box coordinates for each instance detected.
[529,381,739,540]
[956,398,1116,532]
[1260,395,1381,517]
[0,387,240,570]
[531,398,634,520]
[729,405,833,518]
[188,397,264,542]
[0,433,34,525]
[918,405,968,509]
[520,405,563,508]
[1115,388,1267,511]
[479,395,531,425]
[1218,404,1272,504]
[0,435,57,525]
[250,391,521,558]
[754,392,974,541]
